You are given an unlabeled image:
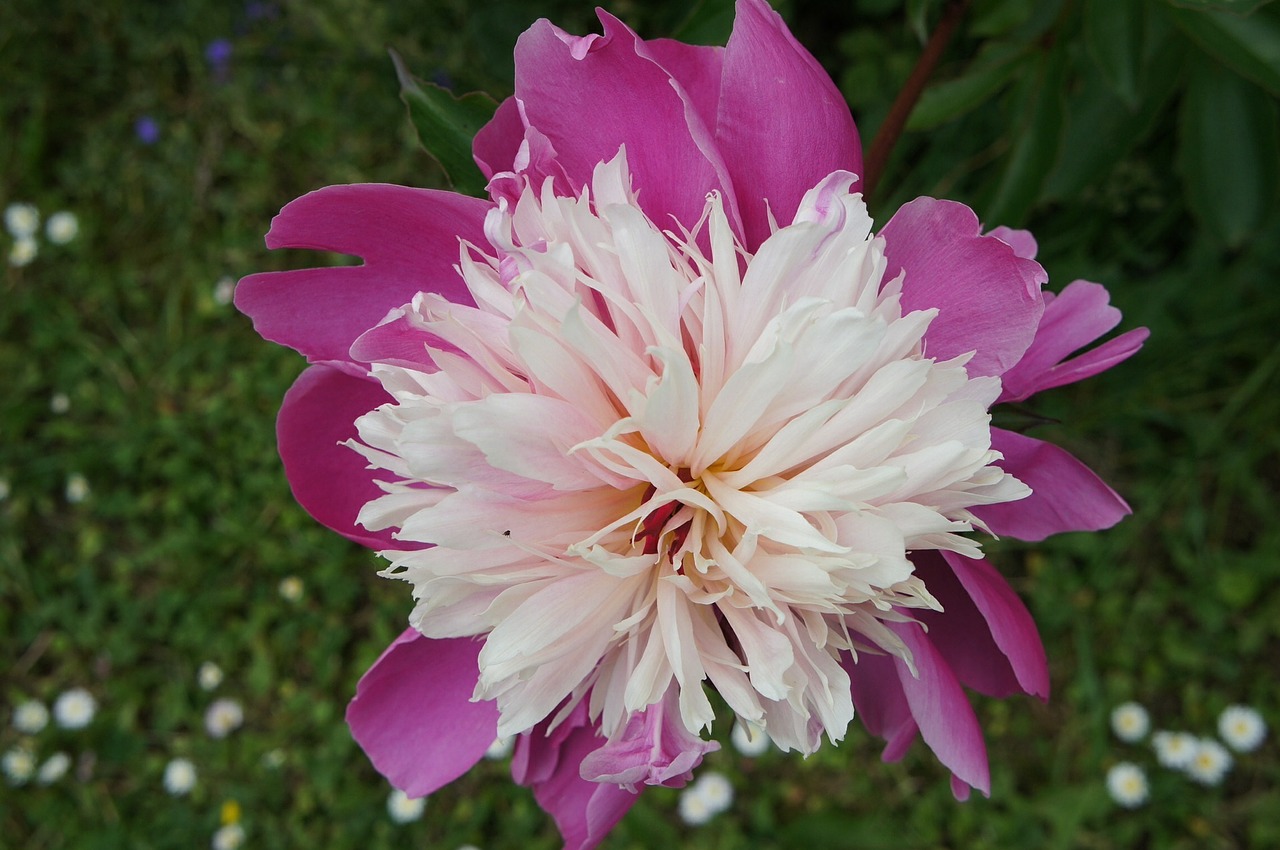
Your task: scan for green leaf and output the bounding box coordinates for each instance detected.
[907,42,1025,130]
[906,0,942,44]
[390,49,499,198]
[1178,59,1280,247]
[1085,0,1145,106]
[1168,0,1276,12]
[982,47,1068,226]
[1170,4,1280,95]
[670,0,736,44]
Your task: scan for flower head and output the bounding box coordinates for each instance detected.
[53,688,96,729]
[237,2,1144,846]
[12,700,49,735]
[65,473,90,504]
[4,203,39,239]
[730,719,771,757]
[1186,737,1233,785]
[164,757,198,795]
[198,661,224,691]
[1152,730,1197,769]
[1218,705,1266,753]
[37,752,71,785]
[2,747,35,786]
[204,698,244,738]
[9,237,37,268]
[45,211,79,245]
[212,824,245,850]
[135,116,160,145]
[1106,761,1148,808]
[387,788,427,823]
[1110,702,1150,743]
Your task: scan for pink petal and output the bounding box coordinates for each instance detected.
[913,552,1049,700]
[881,198,1046,378]
[999,280,1149,402]
[975,428,1131,541]
[641,38,725,148]
[346,630,498,798]
[512,14,730,233]
[717,0,862,250]
[235,184,489,366]
[473,96,525,181]
[985,226,1038,260]
[277,365,400,549]
[578,686,719,789]
[513,704,639,850]
[888,622,991,797]
[845,650,919,762]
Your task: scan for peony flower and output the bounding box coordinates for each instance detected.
[1217,704,1266,753]
[237,2,1145,846]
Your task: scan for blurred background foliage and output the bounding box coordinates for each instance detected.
[1,0,1278,847]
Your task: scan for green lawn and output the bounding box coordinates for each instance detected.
[2,0,1278,847]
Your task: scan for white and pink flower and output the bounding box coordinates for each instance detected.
[236,2,1146,847]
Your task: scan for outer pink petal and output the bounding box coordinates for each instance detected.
[473,96,526,181]
[845,650,918,762]
[975,428,1131,541]
[889,623,991,797]
[985,225,1038,260]
[277,364,399,549]
[642,38,725,145]
[346,630,498,798]
[717,0,862,250]
[513,705,639,850]
[235,184,489,366]
[512,14,729,233]
[914,552,1049,700]
[881,198,1046,378]
[999,280,1149,402]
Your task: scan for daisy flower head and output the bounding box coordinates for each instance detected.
[9,237,37,268]
[37,752,72,784]
[45,211,79,245]
[1110,702,1150,743]
[214,275,237,306]
[212,824,245,850]
[387,788,427,823]
[1152,730,1197,769]
[731,719,771,757]
[4,203,39,239]
[198,661,224,691]
[65,473,90,504]
[278,575,304,602]
[204,698,244,739]
[164,757,198,795]
[12,700,49,735]
[3,747,35,786]
[1186,738,1233,786]
[1106,761,1148,808]
[53,688,96,729]
[238,1,1146,845]
[1218,705,1266,753]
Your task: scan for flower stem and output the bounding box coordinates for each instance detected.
[863,0,971,205]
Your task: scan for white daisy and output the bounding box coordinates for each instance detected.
[277,576,303,602]
[45,211,79,245]
[1106,761,1148,808]
[1152,730,1197,769]
[730,720,771,757]
[1218,705,1266,753]
[163,758,197,795]
[677,785,716,826]
[484,735,513,760]
[2,747,35,786]
[211,823,245,850]
[214,275,237,306]
[1110,702,1150,743]
[65,473,90,504]
[53,688,96,729]
[37,752,71,784]
[49,393,70,414]
[204,698,244,738]
[691,771,734,813]
[12,700,49,735]
[9,237,37,267]
[198,661,224,691]
[4,203,39,239]
[387,788,427,823]
[1186,738,1233,785]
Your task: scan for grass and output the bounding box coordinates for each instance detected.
[2,0,1278,847]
